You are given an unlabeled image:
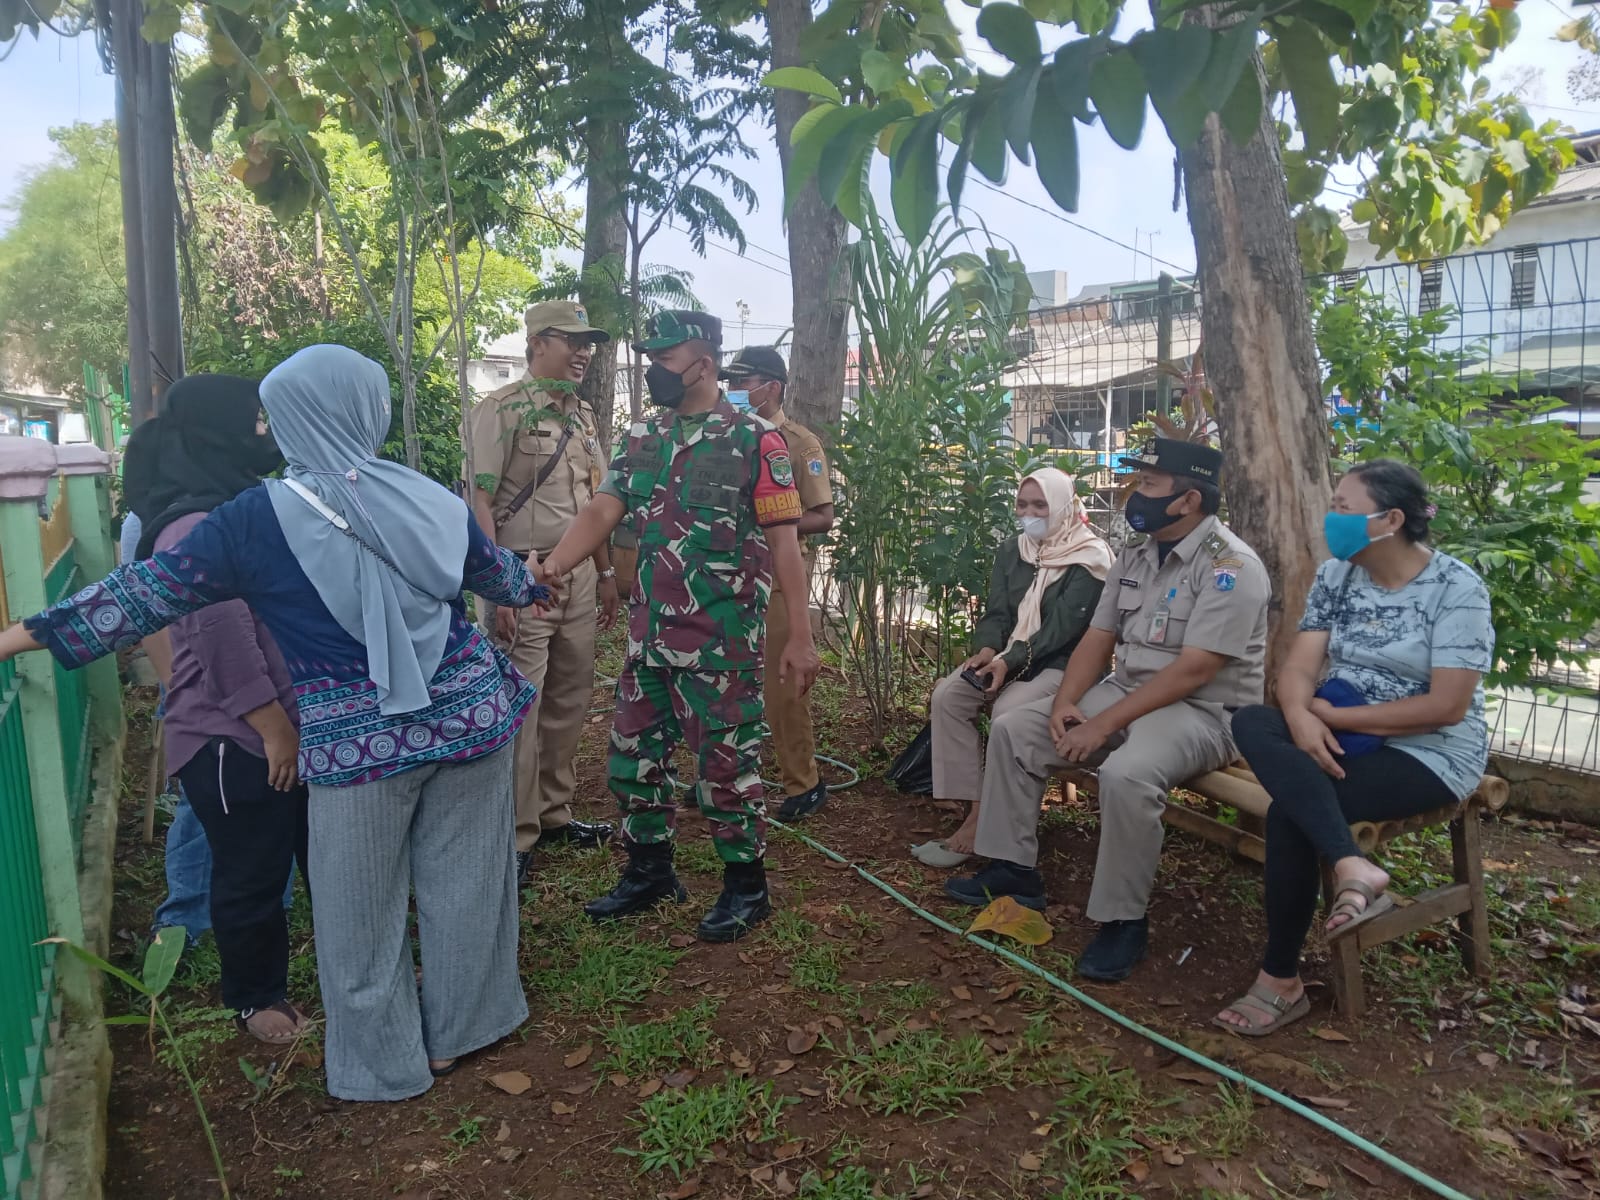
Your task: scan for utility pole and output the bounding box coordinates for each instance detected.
[111,0,184,423]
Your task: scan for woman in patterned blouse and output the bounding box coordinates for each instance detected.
[0,345,552,1100]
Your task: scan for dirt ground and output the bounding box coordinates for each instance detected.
[100,650,1600,1200]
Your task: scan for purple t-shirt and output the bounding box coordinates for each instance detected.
[155,512,298,773]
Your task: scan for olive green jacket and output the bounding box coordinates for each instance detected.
[971,540,1105,679]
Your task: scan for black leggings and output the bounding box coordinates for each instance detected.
[1230,705,1454,979]
[176,738,310,1013]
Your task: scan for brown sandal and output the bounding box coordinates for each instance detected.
[1212,983,1311,1038]
[236,1000,305,1046]
[1326,878,1395,941]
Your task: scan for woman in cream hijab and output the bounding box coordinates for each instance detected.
[913,469,1112,868]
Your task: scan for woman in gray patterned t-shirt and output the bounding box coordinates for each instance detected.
[1215,459,1493,1036]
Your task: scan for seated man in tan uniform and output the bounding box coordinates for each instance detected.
[946,439,1269,983]
[720,345,835,821]
[468,300,621,881]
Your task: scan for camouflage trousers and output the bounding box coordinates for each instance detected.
[609,663,767,863]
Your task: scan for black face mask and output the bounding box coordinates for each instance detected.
[249,432,285,477]
[646,361,688,409]
[1124,490,1187,534]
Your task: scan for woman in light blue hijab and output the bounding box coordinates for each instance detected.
[1,344,551,1101]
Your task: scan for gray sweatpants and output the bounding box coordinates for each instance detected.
[973,678,1235,923]
[929,666,1064,802]
[309,746,527,1101]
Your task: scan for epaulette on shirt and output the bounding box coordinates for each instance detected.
[1201,531,1228,558]
[1125,533,1149,548]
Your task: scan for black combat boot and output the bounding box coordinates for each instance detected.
[696,860,772,943]
[584,842,686,922]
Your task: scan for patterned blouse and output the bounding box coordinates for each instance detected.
[28,486,547,787]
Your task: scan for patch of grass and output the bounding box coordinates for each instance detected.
[1047,1060,1146,1187]
[790,941,853,997]
[525,923,680,1017]
[871,979,940,1014]
[172,937,223,993]
[619,1077,794,1178]
[832,903,883,937]
[154,1005,237,1073]
[1450,1078,1600,1145]
[446,1114,484,1148]
[796,1165,905,1200]
[671,834,728,878]
[825,1027,1008,1117]
[596,999,721,1078]
[1190,1081,1257,1158]
[764,911,819,954]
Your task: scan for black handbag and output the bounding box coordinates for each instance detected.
[885,721,935,795]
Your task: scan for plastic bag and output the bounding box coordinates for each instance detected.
[885,722,934,795]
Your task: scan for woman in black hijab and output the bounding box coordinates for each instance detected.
[123,374,283,558]
[121,374,310,1046]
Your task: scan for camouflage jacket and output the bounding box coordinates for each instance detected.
[600,399,802,671]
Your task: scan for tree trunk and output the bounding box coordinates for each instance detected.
[112,0,152,425]
[578,117,629,440]
[768,0,851,441]
[1175,18,1331,681]
[137,30,184,411]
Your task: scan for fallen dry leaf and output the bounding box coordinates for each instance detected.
[1032,1123,1054,1137]
[609,1072,629,1088]
[1298,1094,1351,1111]
[951,985,972,1001]
[1169,1069,1216,1085]
[487,1071,532,1096]
[774,1140,805,1162]
[1123,1160,1151,1183]
[1296,1168,1330,1189]
[559,1083,590,1095]
[1481,1128,1519,1151]
[1017,1151,1043,1172]
[871,1027,900,1050]
[1162,1147,1185,1167]
[563,1044,592,1069]
[993,981,1022,1002]
[786,1029,819,1055]
[1313,1027,1352,1043]
[638,1079,663,1099]
[1341,1158,1382,1186]
[1422,1050,1435,1068]
[799,1086,824,1097]
[668,934,696,949]
[729,1049,754,1072]
[663,1069,698,1089]
[774,1168,796,1196]
[495,1120,511,1144]
[550,1100,576,1115]
[750,1166,775,1184]
[661,1178,701,1200]
[912,1185,934,1199]
[1518,1128,1567,1162]
[771,1059,795,1075]
[967,896,1054,946]
[1477,1052,1500,1068]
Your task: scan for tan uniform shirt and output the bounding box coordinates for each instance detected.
[468,383,607,554]
[770,408,830,554]
[1089,514,1269,707]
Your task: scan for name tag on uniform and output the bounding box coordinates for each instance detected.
[1119,578,1140,589]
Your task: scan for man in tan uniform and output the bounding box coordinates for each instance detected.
[946,439,1269,982]
[721,346,835,821]
[469,300,621,880]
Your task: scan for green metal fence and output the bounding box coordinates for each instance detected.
[44,550,89,844]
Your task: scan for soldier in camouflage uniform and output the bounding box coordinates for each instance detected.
[535,310,822,942]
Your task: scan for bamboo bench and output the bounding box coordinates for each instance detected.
[1058,762,1509,1017]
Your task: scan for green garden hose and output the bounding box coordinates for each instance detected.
[770,818,1478,1200]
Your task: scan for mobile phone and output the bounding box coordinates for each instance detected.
[960,667,987,690]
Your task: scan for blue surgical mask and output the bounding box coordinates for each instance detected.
[1324,510,1393,561]
[1018,516,1049,540]
[726,390,751,411]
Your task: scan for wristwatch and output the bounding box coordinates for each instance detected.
[597,567,617,580]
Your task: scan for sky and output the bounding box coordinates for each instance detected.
[3,2,1600,351]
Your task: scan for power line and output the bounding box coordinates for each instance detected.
[969,177,1195,274]
[705,235,793,278]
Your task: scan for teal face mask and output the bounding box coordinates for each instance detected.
[726,389,751,411]
[1324,510,1393,560]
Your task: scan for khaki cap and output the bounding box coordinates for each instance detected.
[524,300,611,341]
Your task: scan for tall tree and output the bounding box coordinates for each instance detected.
[766,0,850,437]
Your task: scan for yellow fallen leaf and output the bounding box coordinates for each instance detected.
[967,896,1054,946]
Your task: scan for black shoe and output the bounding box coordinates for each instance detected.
[944,860,1048,910]
[540,818,615,850]
[1076,918,1149,982]
[777,782,828,822]
[696,861,772,943]
[515,850,533,883]
[584,843,686,922]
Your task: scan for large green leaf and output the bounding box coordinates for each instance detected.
[763,66,844,105]
[142,927,187,998]
[977,3,1044,63]
[1030,90,1080,211]
[1129,24,1211,106]
[999,63,1044,164]
[890,113,942,244]
[1218,64,1264,144]
[1276,19,1340,155]
[786,103,866,215]
[178,63,235,153]
[1050,35,1105,121]
[1087,49,1146,149]
[969,99,1010,183]
[1196,15,1259,113]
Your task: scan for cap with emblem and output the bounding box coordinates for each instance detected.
[525,300,610,342]
[632,309,723,353]
[718,345,787,384]
[1116,436,1223,483]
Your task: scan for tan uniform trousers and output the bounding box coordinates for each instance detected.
[490,557,598,853]
[929,666,1064,802]
[973,677,1235,923]
[763,577,819,796]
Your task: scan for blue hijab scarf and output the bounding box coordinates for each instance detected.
[260,345,468,716]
